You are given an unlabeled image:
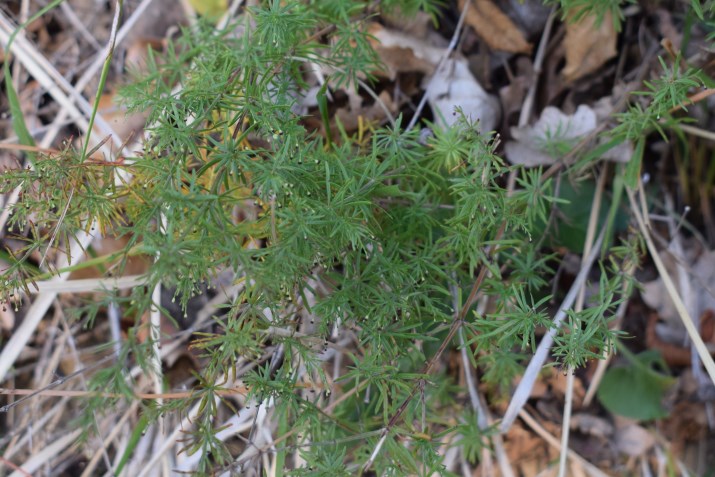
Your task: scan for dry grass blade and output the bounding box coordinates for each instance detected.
[459,0,533,54]
[0,11,120,152]
[39,0,157,151]
[0,0,127,385]
[0,232,91,383]
[518,410,611,477]
[7,429,83,477]
[627,185,715,385]
[558,165,607,477]
[17,275,144,295]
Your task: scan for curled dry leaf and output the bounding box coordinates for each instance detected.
[562,11,617,82]
[641,248,715,339]
[381,9,433,38]
[458,0,533,54]
[368,23,444,80]
[426,59,501,132]
[504,104,597,166]
[645,312,715,367]
[614,424,655,457]
[335,89,398,133]
[368,23,500,131]
[570,413,614,439]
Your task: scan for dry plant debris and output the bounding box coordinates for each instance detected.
[0,0,714,476]
[562,10,618,83]
[459,0,533,54]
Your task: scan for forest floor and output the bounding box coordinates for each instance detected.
[1,0,715,476]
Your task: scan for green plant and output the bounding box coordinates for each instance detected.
[597,345,677,420]
[1,0,713,475]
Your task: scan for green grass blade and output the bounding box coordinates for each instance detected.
[80,0,124,163]
[113,413,150,476]
[3,0,67,161]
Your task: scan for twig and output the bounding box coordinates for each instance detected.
[39,0,157,151]
[80,400,140,477]
[668,88,715,114]
[518,410,611,477]
[6,429,83,477]
[0,11,121,150]
[0,457,31,477]
[676,123,715,142]
[59,1,103,51]
[519,8,557,128]
[582,295,630,406]
[452,281,502,477]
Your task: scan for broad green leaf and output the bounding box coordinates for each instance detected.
[598,350,676,420]
[531,179,628,253]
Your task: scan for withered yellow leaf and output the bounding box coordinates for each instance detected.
[187,0,228,22]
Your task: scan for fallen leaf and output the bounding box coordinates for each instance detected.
[426,58,500,132]
[97,88,149,149]
[459,0,533,54]
[368,24,444,80]
[570,413,614,439]
[381,9,433,38]
[187,0,228,22]
[334,90,398,134]
[598,350,676,421]
[124,37,165,73]
[641,247,715,340]
[562,11,617,82]
[504,105,597,166]
[615,424,655,456]
[545,366,585,405]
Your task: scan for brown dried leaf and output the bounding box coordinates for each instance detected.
[562,11,617,83]
[504,105,597,167]
[368,24,443,80]
[334,90,397,133]
[69,235,150,281]
[459,0,533,54]
[381,9,433,38]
